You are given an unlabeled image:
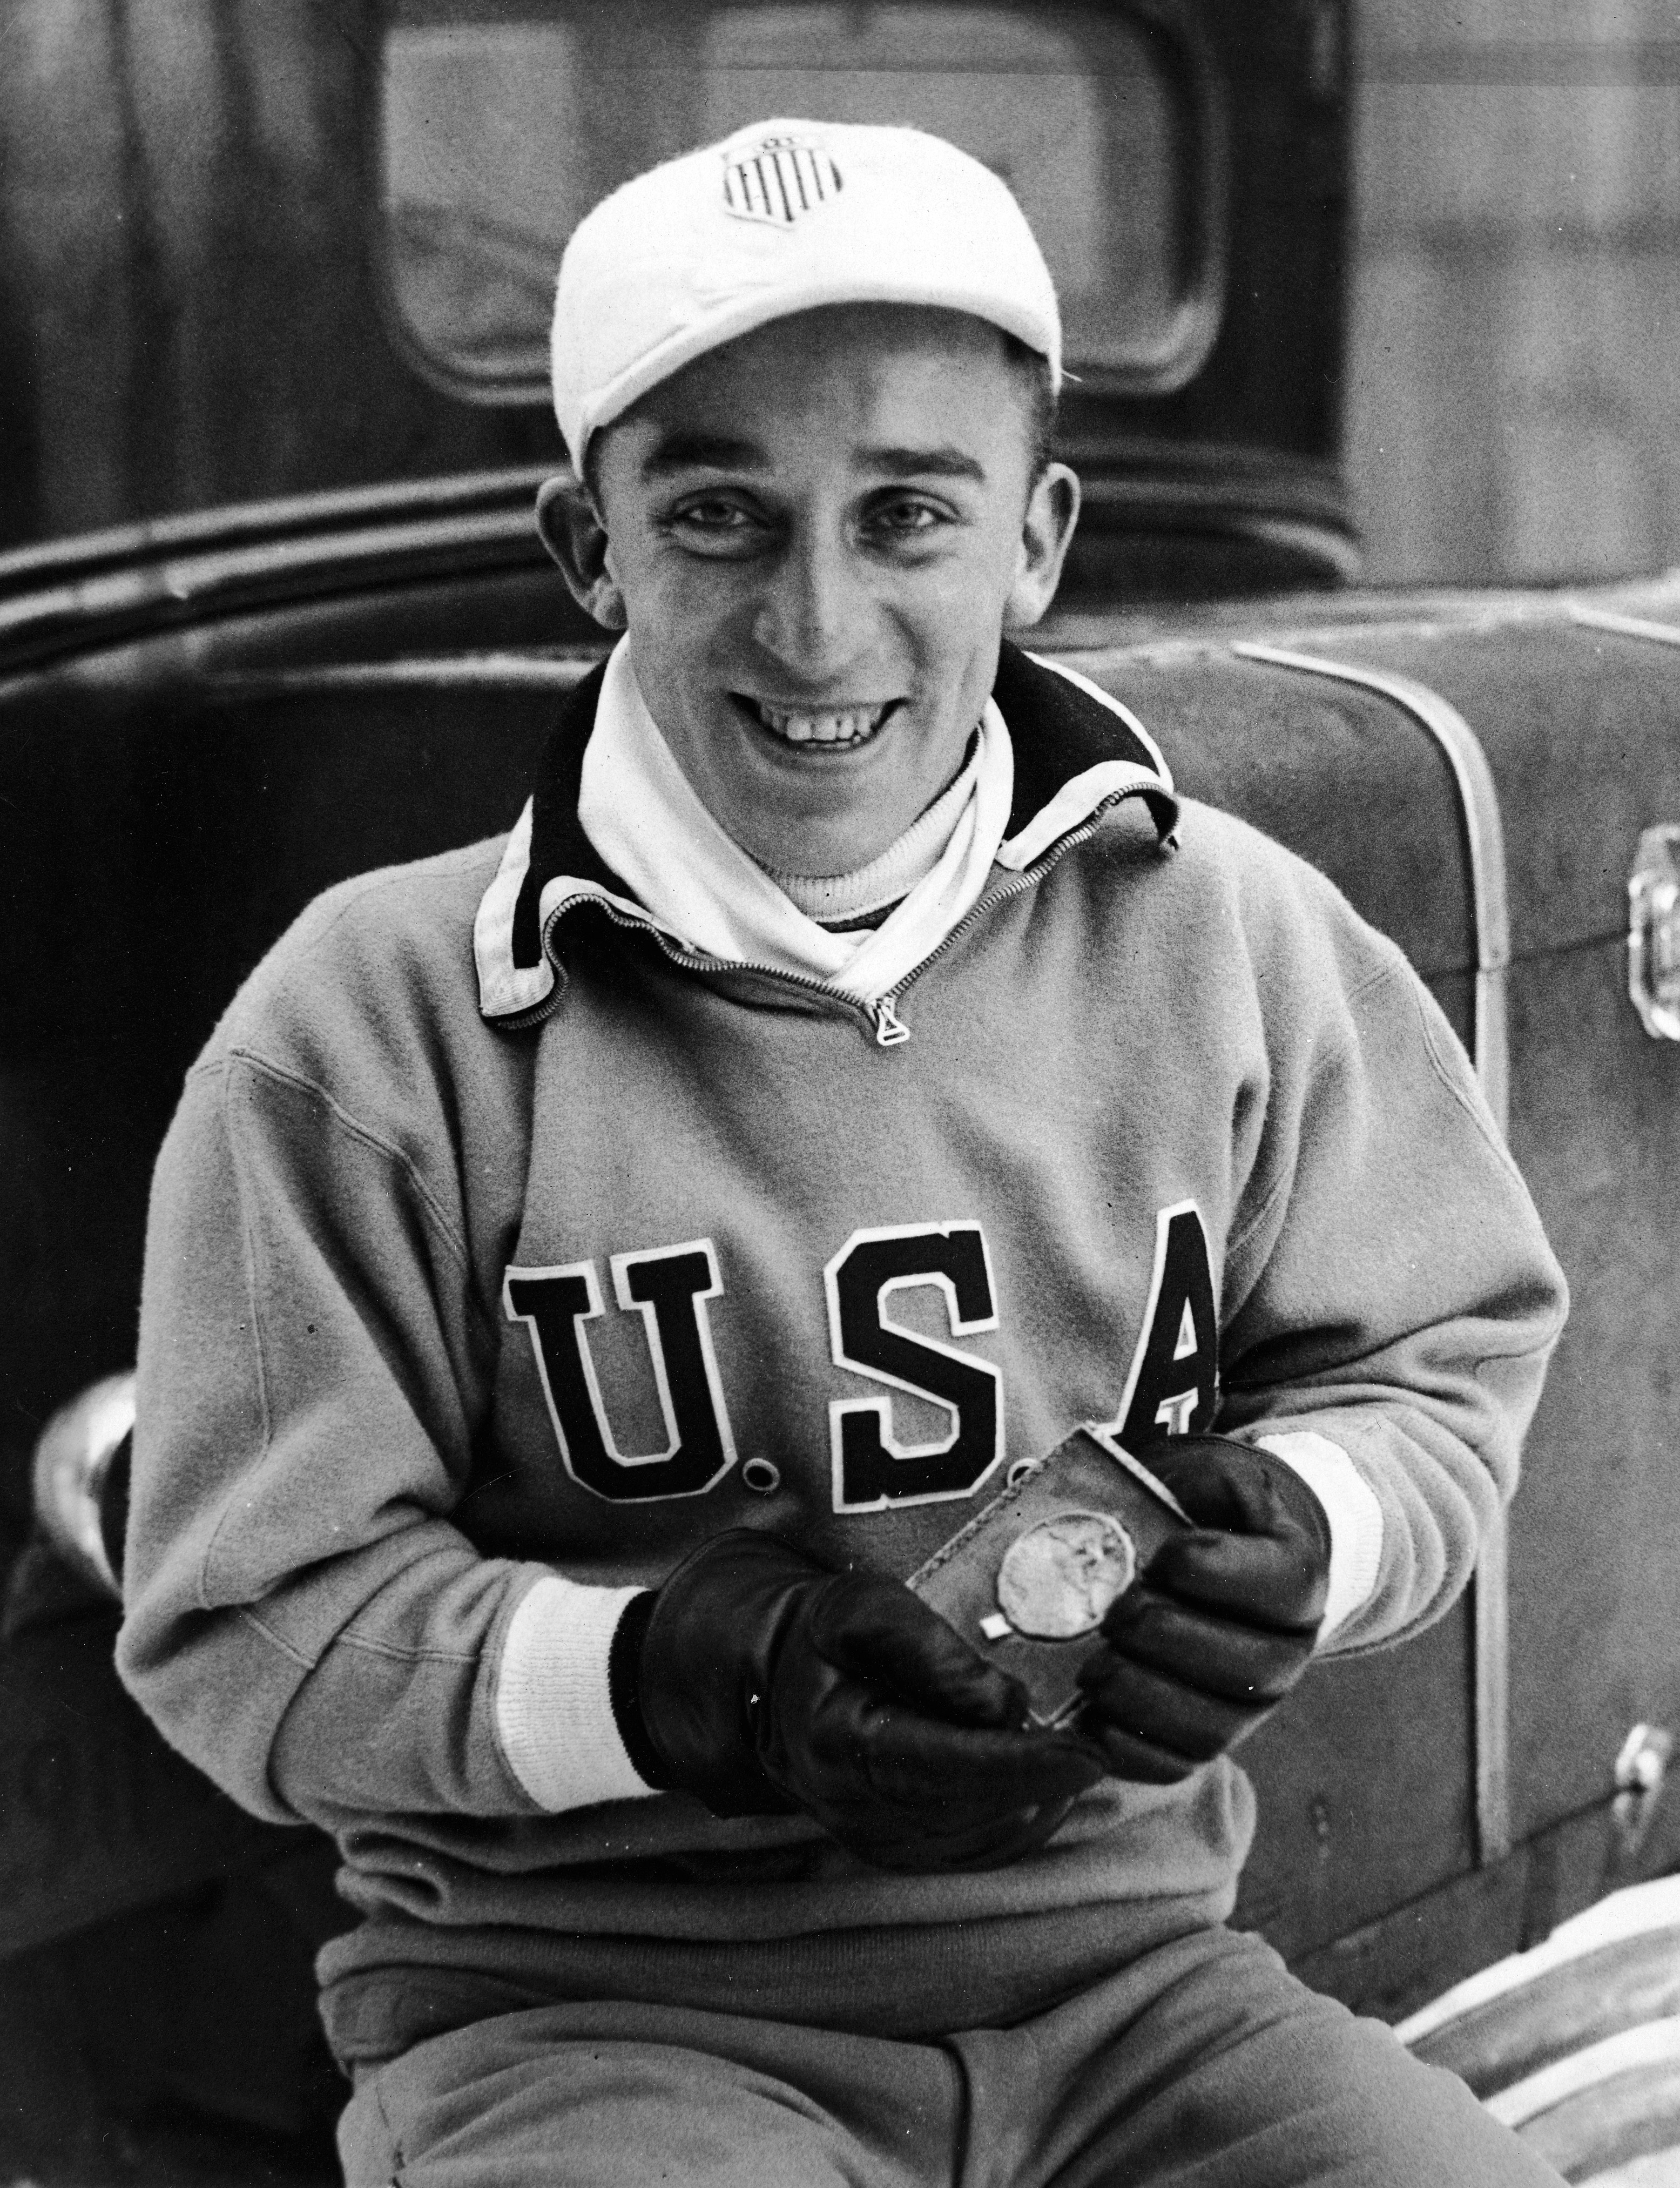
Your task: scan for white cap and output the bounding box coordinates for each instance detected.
[550,119,1060,474]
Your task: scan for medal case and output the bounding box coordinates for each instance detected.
[907,1429,1190,1727]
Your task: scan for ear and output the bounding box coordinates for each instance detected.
[535,474,627,631]
[1004,462,1081,630]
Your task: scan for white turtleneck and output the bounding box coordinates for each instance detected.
[577,641,1013,1006]
[758,746,981,928]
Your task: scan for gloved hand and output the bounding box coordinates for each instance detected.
[1076,1435,1332,1783]
[626,1530,1105,1872]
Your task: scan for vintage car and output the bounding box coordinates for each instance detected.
[3,2,1680,2182]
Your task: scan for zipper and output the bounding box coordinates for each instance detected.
[531,893,882,1040]
[867,793,1139,1041]
[529,789,1149,1049]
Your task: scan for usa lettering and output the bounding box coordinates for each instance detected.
[503,1241,737,1501]
[504,1203,1219,1508]
[824,1223,1004,1512]
[1092,1201,1220,1449]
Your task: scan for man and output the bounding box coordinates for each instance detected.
[119,120,1569,2183]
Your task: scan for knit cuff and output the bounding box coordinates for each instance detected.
[1255,1431,1384,1645]
[494,1577,663,1811]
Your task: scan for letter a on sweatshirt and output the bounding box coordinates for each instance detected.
[1097,1201,1219,1449]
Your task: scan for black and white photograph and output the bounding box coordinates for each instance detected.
[2,4,1680,2182]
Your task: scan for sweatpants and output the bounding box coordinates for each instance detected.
[336,1925,1564,2186]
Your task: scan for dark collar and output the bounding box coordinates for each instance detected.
[510,659,616,972]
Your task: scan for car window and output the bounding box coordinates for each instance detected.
[380,0,1221,400]
[6,0,1674,593]
[1351,9,1680,584]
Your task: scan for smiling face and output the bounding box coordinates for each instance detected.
[538,304,1079,874]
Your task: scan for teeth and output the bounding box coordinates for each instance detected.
[754,702,887,748]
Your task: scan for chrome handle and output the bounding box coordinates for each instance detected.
[1614,1721,1672,1857]
[1629,825,1680,1040]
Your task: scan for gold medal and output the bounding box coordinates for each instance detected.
[995,1511,1137,1639]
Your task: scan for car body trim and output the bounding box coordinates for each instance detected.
[1230,639,1514,1869]
[1396,1873,1680,2064]
[1482,2012,1680,2133]
[1566,603,1680,649]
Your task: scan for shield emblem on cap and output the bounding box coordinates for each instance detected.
[721,134,842,227]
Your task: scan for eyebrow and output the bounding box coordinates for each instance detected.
[640,432,765,479]
[856,445,988,484]
[638,433,988,484]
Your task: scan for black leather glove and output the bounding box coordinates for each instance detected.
[1075,1435,1332,1784]
[622,1530,1105,1872]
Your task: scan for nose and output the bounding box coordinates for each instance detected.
[750,523,869,684]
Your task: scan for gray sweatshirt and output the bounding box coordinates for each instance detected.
[117,647,1566,2068]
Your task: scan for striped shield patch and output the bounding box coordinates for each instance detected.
[721,134,843,227]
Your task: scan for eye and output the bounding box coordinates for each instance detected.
[676,496,750,528]
[665,493,768,553]
[866,495,950,544]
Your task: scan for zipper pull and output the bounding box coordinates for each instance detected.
[873,995,912,1048]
